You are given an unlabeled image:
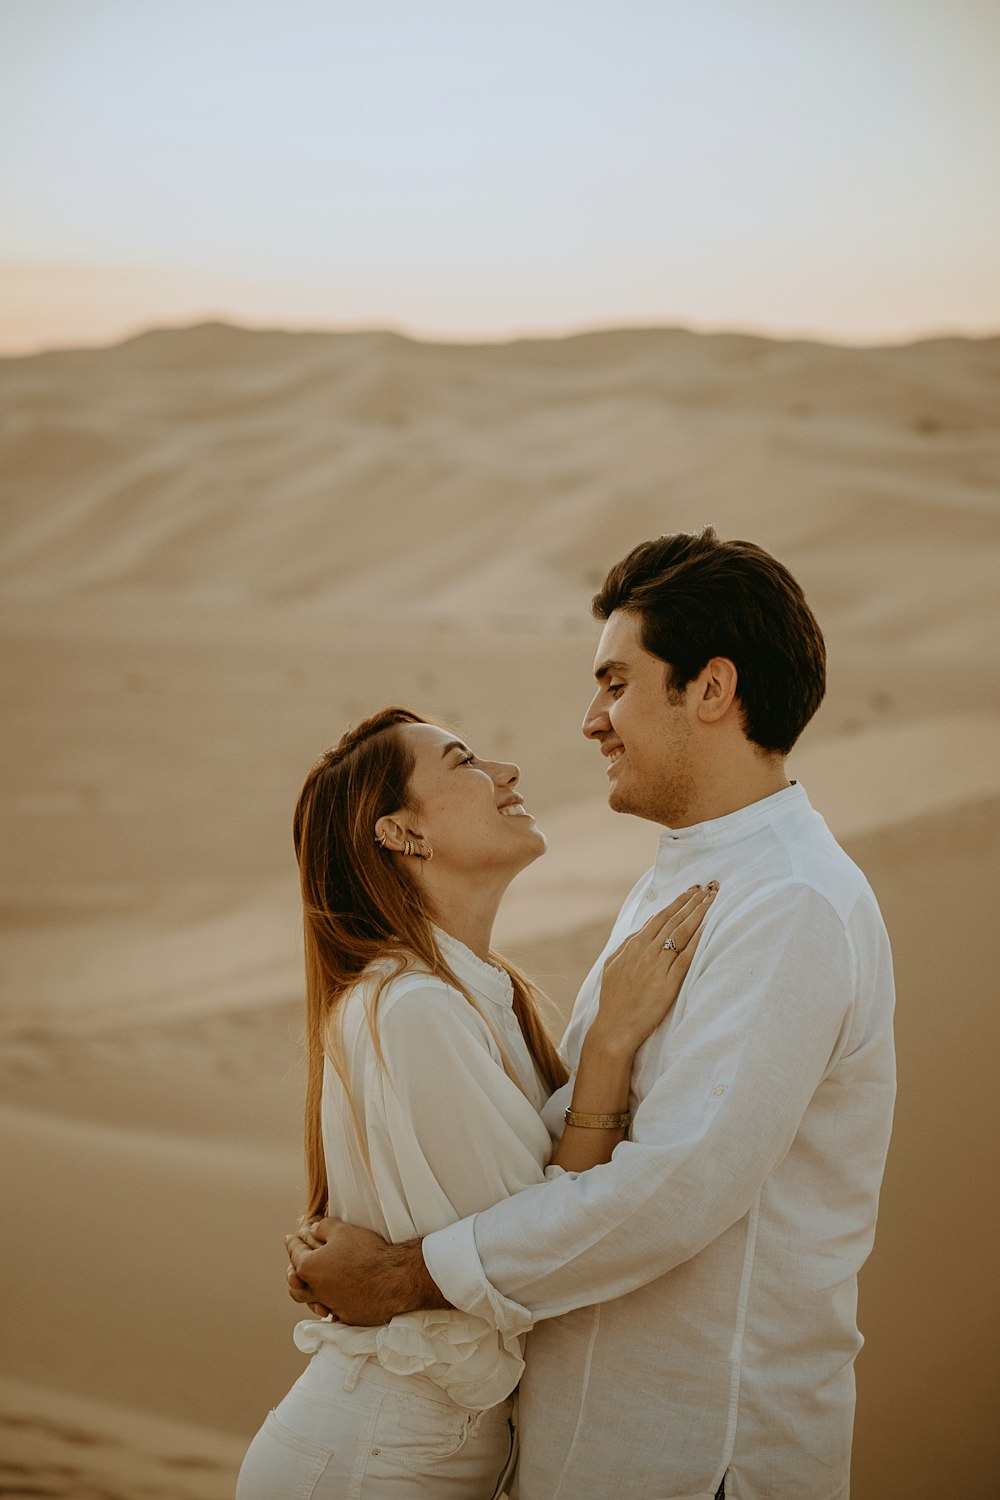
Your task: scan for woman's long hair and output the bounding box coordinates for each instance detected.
[294,706,569,1222]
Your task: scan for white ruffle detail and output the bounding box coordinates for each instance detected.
[432,926,515,1009]
[293,1308,524,1411]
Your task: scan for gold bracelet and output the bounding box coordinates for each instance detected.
[564,1108,632,1130]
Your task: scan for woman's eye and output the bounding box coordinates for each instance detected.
[459,752,476,766]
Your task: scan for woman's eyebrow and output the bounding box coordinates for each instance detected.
[439,739,472,759]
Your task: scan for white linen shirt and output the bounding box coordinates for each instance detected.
[294,927,562,1410]
[423,784,896,1500]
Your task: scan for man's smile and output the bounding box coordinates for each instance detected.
[604,744,626,774]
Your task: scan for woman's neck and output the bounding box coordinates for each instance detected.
[423,871,510,961]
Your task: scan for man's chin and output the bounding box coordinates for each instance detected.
[608,783,662,825]
[608,783,635,816]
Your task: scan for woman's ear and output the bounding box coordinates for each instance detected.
[374,816,407,851]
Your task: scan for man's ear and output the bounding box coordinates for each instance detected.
[694,657,739,725]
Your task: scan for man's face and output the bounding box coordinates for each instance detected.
[582,609,697,827]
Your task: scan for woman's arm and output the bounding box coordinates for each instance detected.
[551,883,715,1172]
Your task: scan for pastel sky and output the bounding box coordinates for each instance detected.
[2,0,998,352]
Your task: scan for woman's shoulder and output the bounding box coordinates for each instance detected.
[350,961,494,1050]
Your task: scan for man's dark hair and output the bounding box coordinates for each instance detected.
[592,527,826,756]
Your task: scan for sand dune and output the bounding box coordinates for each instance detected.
[0,1373,247,1500]
[1,322,998,1498]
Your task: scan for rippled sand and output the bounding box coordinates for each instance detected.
[1,323,998,1497]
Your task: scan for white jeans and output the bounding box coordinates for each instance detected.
[236,1345,516,1500]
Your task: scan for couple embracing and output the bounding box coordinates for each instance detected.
[237,528,896,1500]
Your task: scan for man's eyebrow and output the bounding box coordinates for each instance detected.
[594,659,630,683]
[440,739,471,759]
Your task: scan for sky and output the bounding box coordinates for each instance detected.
[2,0,999,352]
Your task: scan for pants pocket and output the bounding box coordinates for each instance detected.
[368,1392,472,1471]
[236,1410,332,1500]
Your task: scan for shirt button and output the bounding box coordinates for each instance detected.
[712,1083,726,1097]
[645,889,657,902]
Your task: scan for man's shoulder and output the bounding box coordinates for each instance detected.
[770,801,879,927]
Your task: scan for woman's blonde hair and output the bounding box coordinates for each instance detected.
[293,706,568,1221]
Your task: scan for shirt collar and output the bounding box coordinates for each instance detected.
[432,925,515,1010]
[654,781,809,856]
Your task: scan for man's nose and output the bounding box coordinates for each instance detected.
[582,693,609,740]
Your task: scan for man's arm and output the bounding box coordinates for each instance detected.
[289,882,860,1327]
[287,1222,442,1325]
[424,881,863,1332]
[287,888,716,1322]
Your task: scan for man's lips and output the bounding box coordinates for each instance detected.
[603,745,625,775]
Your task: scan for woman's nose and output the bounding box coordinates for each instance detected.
[495,761,519,787]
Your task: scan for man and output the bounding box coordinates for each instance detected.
[288,528,896,1500]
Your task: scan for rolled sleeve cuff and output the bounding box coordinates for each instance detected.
[422,1215,534,1339]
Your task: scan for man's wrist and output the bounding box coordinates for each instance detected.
[384,1238,449,1316]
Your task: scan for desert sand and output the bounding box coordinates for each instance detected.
[1,323,998,1498]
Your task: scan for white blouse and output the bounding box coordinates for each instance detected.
[293,926,561,1410]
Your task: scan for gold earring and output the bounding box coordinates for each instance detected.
[420,843,434,862]
[403,839,413,857]
[375,831,387,848]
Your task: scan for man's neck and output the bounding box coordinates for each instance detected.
[670,758,791,830]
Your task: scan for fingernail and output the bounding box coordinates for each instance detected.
[687,884,701,892]
[707,881,719,892]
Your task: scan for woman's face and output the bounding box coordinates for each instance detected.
[391,722,546,875]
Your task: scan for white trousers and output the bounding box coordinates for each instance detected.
[236,1345,516,1500]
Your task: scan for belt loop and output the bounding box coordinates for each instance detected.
[342,1353,368,1392]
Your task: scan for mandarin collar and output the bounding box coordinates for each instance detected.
[655,781,809,857]
[432,925,515,1010]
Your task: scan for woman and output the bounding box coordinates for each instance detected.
[237,707,715,1499]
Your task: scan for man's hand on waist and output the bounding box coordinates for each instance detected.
[285,1218,448,1326]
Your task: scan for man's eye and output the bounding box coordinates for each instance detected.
[608,682,625,696]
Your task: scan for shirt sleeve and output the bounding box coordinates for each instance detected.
[365,979,561,1242]
[423,880,857,1333]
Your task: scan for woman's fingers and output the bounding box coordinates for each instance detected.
[602,883,718,978]
[657,884,718,951]
[641,885,704,933]
[671,919,706,971]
